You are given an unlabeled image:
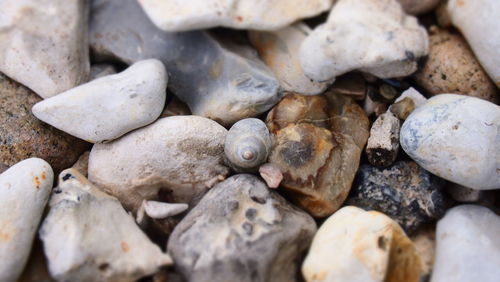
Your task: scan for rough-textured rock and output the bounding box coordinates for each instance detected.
[249,23,330,95]
[300,0,428,82]
[328,72,367,100]
[347,161,445,233]
[366,112,401,167]
[90,0,280,126]
[0,0,89,98]
[89,64,117,80]
[88,116,229,212]
[40,169,172,282]
[266,93,369,217]
[168,174,317,282]
[397,0,442,15]
[137,0,333,31]
[401,94,500,190]
[32,60,168,143]
[431,205,500,282]
[0,158,54,282]
[0,74,89,173]
[413,27,498,103]
[302,206,422,282]
[410,225,436,279]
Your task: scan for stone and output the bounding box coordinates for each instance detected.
[400,94,500,190]
[410,224,436,279]
[397,0,442,15]
[413,27,498,103]
[448,0,500,87]
[0,74,89,173]
[300,0,428,83]
[249,23,330,95]
[159,96,191,118]
[364,92,387,117]
[366,112,401,167]
[302,206,422,282]
[347,161,445,233]
[39,169,172,282]
[89,64,117,80]
[266,93,369,217]
[0,0,89,98]
[90,0,280,126]
[329,72,367,100]
[0,158,54,282]
[435,2,451,28]
[394,87,428,107]
[32,60,168,143]
[71,151,90,177]
[18,239,54,282]
[143,201,188,219]
[137,0,333,31]
[445,184,483,203]
[167,174,317,282]
[431,205,500,282]
[258,163,283,188]
[88,116,229,212]
[389,97,415,120]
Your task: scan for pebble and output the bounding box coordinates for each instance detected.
[159,96,191,118]
[0,158,54,282]
[347,161,445,233]
[0,0,89,98]
[90,0,280,126]
[431,205,500,282]
[88,116,229,212]
[366,111,401,167]
[410,224,436,279]
[167,174,317,282]
[0,74,89,173]
[143,201,188,219]
[400,94,500,190]
[89,64,117,80]
[71,151,90,177]
[248,23,330,95]
[137,0,333,31]
[329,72,367,100]
[389,97,415,120]
[397,0,442,15]
[299,0,428,82]
[32,59,168,143]
[39,169,172,282]
[413,27,498,103]
[445,183,484,203]
[302,206,422,282]
[258,163,283,188]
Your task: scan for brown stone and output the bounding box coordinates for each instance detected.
[328,72,366,101]
[410,224,436,279]
[397,0,442,15]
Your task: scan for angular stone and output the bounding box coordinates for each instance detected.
[397,0,442,15]
[168,174,317,282]
[0,158,54,282]
[88,116,229,212]
[0,74,89,173]
[40,169,172,282]
[0,0,90,98]
[90,0,279,126]
[302,206,422,282]
[32,60,168,143]
[401,94,500,190]
[300,0,428,82]
[366,112,400,167]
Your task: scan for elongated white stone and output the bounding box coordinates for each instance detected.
[143,201,188,219]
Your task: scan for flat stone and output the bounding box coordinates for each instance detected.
[400,94,500,190]
[300,0,428,82]
[167,174,317,282]
[32,60,167,143]
[0,74,89,173]
[397,0,442,15]
[137,0,333,31]
[88,116,229,212]
[431,205,500,282]
[0,158,54,282]
[366,112,401,167]
[0,0,89,98]
[40,169,172,282]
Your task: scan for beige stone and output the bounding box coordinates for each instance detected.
[397,0,442,15]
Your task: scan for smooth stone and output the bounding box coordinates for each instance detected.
[258,163,283,188]
[445,183,485,203]
[431,205,500,282]
[414,27,498,103]
[389,97,415,120]
[300,0,428,82]
[0,158,54,282]
[167,174,317,282]
[143,201,188,219]
[410,225,436,279]
[137,0,333,31]
[71,151,90,177]
[40,169,172,282]
[159,96,191,118]
[0,0,89,98]
[448,0,500,87]
[18,239,55,282]
[32,59,167,143]
[397,0,442,15]
[400,94,500,190]
[302,206,422,282]
[366,112,401,167]
[88,116,229,212]
[0,74,89,173]
[328,72,367,100]
[89,64,117,80]
[347,161,445,233]
[90,0,280,126]
[249,23,330,95]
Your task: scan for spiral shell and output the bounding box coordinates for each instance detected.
[224,118,273,171]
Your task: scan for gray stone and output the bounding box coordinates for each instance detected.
[89,64,117,80]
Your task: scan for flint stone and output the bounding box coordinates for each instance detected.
[167,174,317,282]
[366,112,401,167]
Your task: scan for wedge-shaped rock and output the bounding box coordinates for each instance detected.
[0,158,54,282]
[32,60,167,143]
[39,169,172,282]
[0,0,89,98]
[300,0,428,82]
[88,116,229,212]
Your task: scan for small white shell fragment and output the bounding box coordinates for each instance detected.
[143,201,188,219]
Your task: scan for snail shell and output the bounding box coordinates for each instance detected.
[224,118,273,171]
